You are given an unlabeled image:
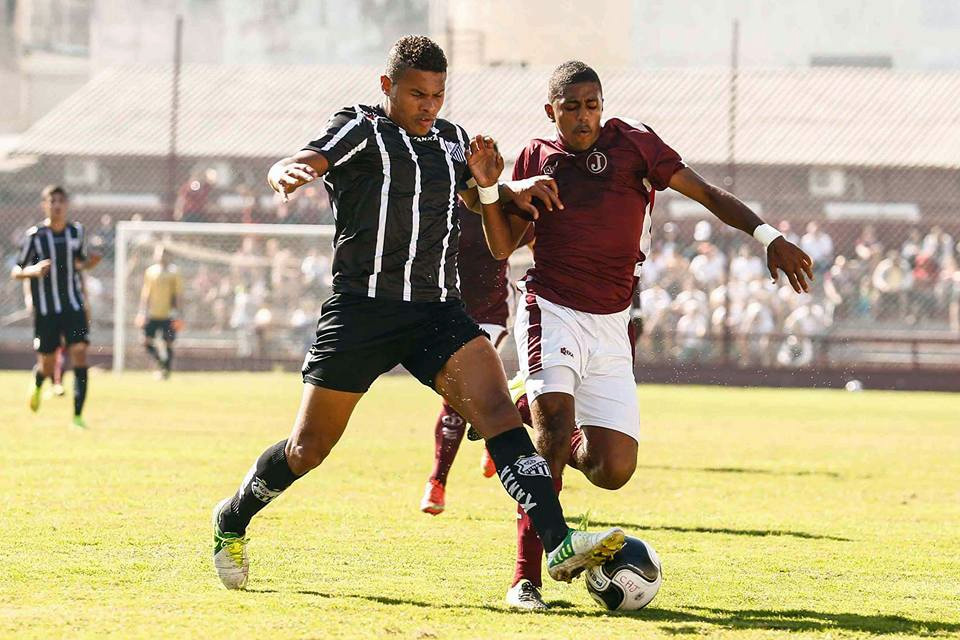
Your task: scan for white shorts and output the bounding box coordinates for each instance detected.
[513,284,640,441]
[478,323,508,349]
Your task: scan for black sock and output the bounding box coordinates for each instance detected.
[73,367,88,416]
[145,343,161,364]
[33,366,45,389]
[485,427,569,552]
[219,439,302,535]
[163,343,173,371]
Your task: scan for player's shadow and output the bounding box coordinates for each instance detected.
[636,464,843,479]
[645,606,960,636]
[248,589,957,634]
[247,588,505,613]
[565,515,851,541]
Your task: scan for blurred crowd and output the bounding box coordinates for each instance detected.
[636,220,960,366]
[125,234,332,360]
[172,168,333,225]
[3,166,959,368]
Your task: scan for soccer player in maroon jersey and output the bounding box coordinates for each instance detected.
[420,205,534,515]
[479,61,813,609]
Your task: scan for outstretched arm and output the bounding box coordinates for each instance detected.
[669,166,814,293]
[267,150,330,201]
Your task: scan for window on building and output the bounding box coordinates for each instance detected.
[27,0,91,56]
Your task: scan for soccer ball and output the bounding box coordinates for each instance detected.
[845,379,864,392]
[585,536,661,610]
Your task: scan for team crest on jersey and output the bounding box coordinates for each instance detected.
[443,139,467,163]
[587,151,608,174]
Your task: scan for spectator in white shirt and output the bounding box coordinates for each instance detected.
[690,242,727,287]
[730,245,765,283]
[800,222,834,273]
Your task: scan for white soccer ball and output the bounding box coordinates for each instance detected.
[845,379,864,392]
[585,536,662,610]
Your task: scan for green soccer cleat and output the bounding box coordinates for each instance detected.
[546,527,625,583]
[212,498,249,590]
[29,385,42,413]
[508,372,526,406]
[71,415,88,429]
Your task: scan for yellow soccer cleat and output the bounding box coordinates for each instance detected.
[29,385,42,413]
[508,372,526,406]
[546,527,626,583]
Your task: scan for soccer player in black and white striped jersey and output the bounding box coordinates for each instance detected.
[211,35,627,594]
[11,185,102,428]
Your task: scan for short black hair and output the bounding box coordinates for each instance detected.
[41,185,67,200]
[385,35,448,82]
[548,60,602,102]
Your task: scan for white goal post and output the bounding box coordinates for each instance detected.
[113,221,336,372]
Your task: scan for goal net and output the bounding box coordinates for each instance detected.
[113,221,335,372]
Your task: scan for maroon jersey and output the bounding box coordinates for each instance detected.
[513,117,683,314]
[457,205,534,325]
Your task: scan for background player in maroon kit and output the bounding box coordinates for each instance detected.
[480,61,813,609]
[420,203,534,515]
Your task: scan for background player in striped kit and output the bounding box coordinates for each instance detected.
[419,204,534,515]
[12,185,101,428]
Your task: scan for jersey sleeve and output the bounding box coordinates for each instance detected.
[15,230,36,268]
[624,122,685,191]
[141,267,156,296]
[453,125,473,192]
[303,106,373,168]
[640,127,687,191]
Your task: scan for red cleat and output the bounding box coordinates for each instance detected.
[480,447,496,478]
[420,479,445,515]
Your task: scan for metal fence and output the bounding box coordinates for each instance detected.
[1,58,959,374]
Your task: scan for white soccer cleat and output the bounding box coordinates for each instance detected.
[546,527,625,583]
[505,579,548,610]
[212,497,249,590]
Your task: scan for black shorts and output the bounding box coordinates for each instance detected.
[301,293,484,393]
[144,319,176,342]
[33,310,89,354]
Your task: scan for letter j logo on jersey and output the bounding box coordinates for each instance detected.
[587,151,608,174]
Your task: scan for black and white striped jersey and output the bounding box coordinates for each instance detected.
[16,222,88,317]
[305,104,473,302]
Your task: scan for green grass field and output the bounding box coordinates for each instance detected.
[1,371,958,639]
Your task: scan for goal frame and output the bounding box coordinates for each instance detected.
[113,220,336,372]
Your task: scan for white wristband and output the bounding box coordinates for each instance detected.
[477,183,500,205]
[753,223,782,249]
